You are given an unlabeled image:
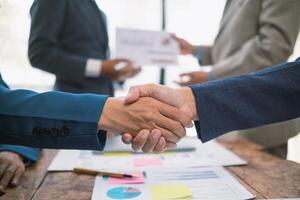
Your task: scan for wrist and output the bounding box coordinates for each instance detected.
[98,97,123,133]
[100,61,107,75]
[178,87,198,120]
[189,45,197,55]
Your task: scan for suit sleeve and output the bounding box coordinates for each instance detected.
[209,0,300,79]
[28,0,88,80]
[191,58,300,142]
[0,76,41,162]
[0,82,108,150]
[0,145,40,163]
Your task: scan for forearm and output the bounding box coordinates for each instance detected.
[28,0,90,80]
[0,86,108,150]
[191,59,300,142]
[28,43,88,79]
[196,45,213,66]
[210,0,300,80]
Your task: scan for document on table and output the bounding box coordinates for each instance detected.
[115,28,180,66]
[47,138,246,171]
[91,166,254,200]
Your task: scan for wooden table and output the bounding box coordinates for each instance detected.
[1,139,300,200]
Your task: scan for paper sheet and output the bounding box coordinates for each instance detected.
[115,28,180,66]
[91,166,254,200]
[145,166,254,200]
[48,138,246,171]
[133,158,163,167]
[92,177,151,200]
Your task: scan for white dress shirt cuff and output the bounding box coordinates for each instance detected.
[85,59,102,77]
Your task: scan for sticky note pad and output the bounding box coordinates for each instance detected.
[102,152,131,157]
[149,184,192,200]
[133,158,162,167]
[108,172,145,185]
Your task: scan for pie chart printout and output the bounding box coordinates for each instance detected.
[106,186,142,199]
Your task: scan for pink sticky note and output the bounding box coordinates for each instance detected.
[133,157,163,167]
[108,172,144,184]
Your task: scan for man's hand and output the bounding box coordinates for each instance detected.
[175,71,209,86]
[121,84,197,152]
[101,58,141,81]
[122,129,169,153]
[122,129,177,153]
[0,151,25,195]
[125,84,197,120]
[99,97,193,144]
[173,35,196,55]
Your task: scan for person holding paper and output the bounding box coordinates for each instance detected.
[122,57,300,152]
[174,0,300,157]
[28,0,140,96]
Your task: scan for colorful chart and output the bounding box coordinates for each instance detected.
[107,187,141,199]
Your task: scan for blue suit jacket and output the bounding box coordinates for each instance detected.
[0,78,40,162]
[0,74,108,150]
[28,0,113,95]
[191,57,300,142]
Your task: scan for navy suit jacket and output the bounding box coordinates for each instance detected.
[28,0,113,95]
[191,57,300,142]
[0,74,108,150]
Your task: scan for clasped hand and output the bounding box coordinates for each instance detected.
[99,84,197,153]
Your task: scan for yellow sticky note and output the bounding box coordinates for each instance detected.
[102,152,131,157]
[150,184,192,200]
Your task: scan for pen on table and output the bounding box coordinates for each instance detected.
[73,167,140,178]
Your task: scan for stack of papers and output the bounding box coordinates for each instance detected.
[48,137,253,199]
[48,138,246,171]
[91,167,254,200]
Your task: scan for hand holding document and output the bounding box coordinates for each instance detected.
[115,28,180,66]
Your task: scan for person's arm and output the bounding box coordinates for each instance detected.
[0,145,40,164]
[122,58,300,149]
[191,58,300,141]
[0,84,108,150]
[28,0,140,81]
[28,0,89,80]
[0,76,192,150]
[208,0,300,80]
[173,35,213,66]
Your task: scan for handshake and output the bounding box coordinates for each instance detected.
[99,84,197,153]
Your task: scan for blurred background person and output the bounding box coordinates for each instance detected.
[174,0,300,158]
[28,0,140,96]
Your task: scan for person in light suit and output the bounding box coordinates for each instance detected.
[122,58,300,152]
[174,0,300,157]
[28,0,140,96]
